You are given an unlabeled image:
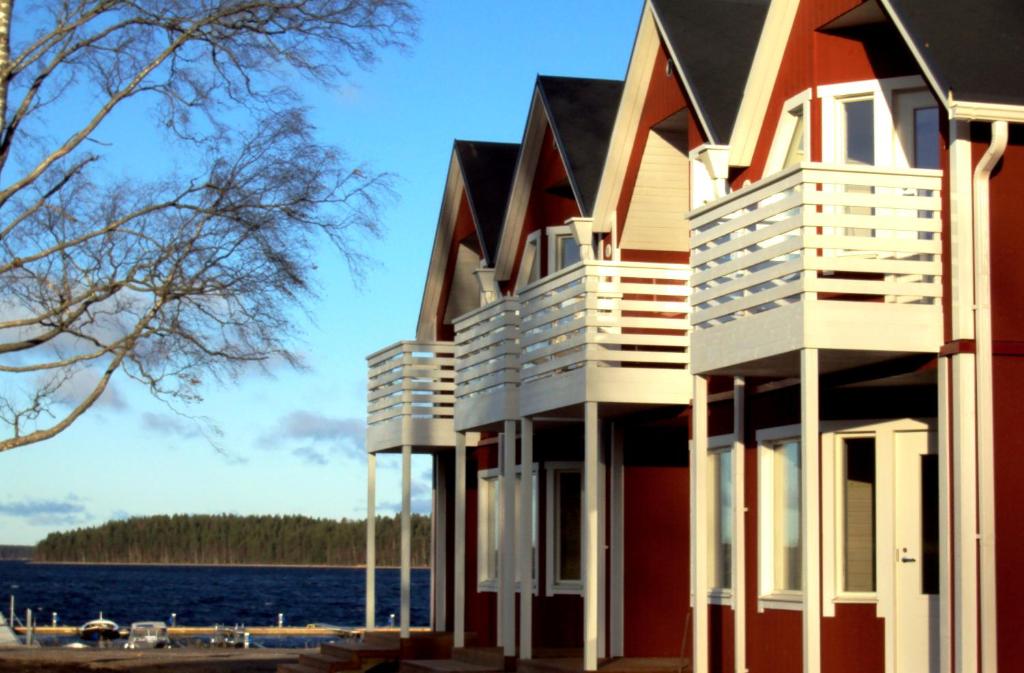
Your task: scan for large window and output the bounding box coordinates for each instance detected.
[840,436,876,594]
[477,469,501,590]
[708,448,733,594]
[759,435,802,603]
[478,467,538,592]
[547,225,582,274]
[546,462,583,594]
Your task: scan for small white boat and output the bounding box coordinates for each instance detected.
[80,614,120,642]
[124,621,170,649]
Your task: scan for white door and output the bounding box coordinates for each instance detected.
[893,430,939,673]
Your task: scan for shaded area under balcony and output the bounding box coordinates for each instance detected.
[689,163,943,378]
[367,341,478,453]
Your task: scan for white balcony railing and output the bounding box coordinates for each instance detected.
[689,163,943,372]
[517,260,691,411]
[366,341,455,451]
[453,297,520,429]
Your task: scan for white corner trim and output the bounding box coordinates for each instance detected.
[495,90,549,282]
[728,0,801,168]
[416,150,466,341]
[591,2,661,231]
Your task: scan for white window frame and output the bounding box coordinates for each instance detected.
[546,224,581,275]
[818,75,926,167]
[707,433,735,606]
[515,230,542,293]
[820,418,934,620]
[756,424,803,611]
[545,461,584,596]
[477,467,501,592]
[765,89,812,176]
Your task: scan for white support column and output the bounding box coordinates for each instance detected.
[732,377,746,673]
[598,425,607,661]
[501,421,517,657]
[435,454,448,631]
[366,452,376,630]
[693,375,709,673]
[938,360,952,673]
[801,350,820,673]
[584,402,600,673]
[610,423,625,658]
[401,445,412,638]
[952,352,979,673]
[455,432,467,647]
[430,454,437,631]
[519,417,534,660]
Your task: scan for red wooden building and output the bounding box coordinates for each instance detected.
[361,2,1024,673]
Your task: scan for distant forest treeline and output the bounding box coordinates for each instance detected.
[0,545,33,560]
[33,514,431,566]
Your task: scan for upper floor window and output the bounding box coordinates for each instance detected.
[547,225,582,273]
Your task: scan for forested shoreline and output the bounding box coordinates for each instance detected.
[33,514,430,566]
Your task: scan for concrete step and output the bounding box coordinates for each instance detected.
[299,652,362,672]
[451,647,504,668]
[401,659,504,673]
[278,663,324,673]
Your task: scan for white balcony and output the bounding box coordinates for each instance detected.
[366,341,455,453]
[689,163,943,376]
[453,296,520,431]
[517,260,692,417]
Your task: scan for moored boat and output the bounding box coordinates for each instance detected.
[124,621,170,649]
[79,614,120,642]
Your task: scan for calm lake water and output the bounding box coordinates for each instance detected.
[0,561,429,631]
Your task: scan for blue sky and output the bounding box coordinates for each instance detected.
[0,1,641,546]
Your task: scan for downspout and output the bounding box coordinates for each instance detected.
[972,119,1007,673]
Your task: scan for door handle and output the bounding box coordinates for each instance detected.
[901,556,917,563]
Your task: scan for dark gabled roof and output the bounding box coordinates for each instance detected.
[537,76,624,217]
[650,0,770,143]
[884,0,1024,107]
[454,140,520,267]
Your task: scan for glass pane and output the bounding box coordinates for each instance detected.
[558,235,581,270]
[558,471,582,582]
[843,438,876,592]
[774,440,802,591]
[914,107,940,170]
[921,454,939,595]
[844,99,875,165]
[710,451,733,589]
[489,480,501,580]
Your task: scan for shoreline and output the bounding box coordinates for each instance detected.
[16,560,430,570]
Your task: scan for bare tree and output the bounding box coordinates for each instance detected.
[0,0,417,451]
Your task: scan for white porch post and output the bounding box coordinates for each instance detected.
[732,377,746,673]
[693,375,709,673]
[500,421,517,657]
[584,402,599,672]
[366,452,376,630]
[801,349,820,673]
[519,417,534,660]
[938,359,952,673]
[401,444,412,638]
[454,432,467,647]
[434,454,448,631]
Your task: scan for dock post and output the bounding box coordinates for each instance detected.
[25,609,32,646]
[518,417,534,660]
[401,444,412,639]
[454,432,467,648]
[583,402,599,673]
[367,452,377,630]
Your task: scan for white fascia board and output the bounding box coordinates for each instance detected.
[727,0,801,169]
[494,90,550,282]
[590,2,660,231]
[949,99,1024,124]
[416,149,465,342]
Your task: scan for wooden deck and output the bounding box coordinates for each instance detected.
[518,656,688,673]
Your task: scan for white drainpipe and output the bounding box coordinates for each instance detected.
[972,119,1007,673]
